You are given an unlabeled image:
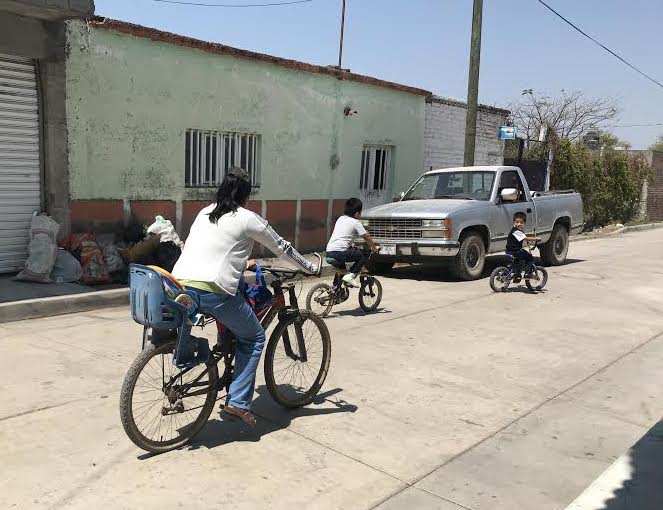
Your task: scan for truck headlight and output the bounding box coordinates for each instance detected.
[360,219,370,227]
[422,219,444,228]
[422,230,446,238]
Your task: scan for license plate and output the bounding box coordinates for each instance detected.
[380,244,396,256]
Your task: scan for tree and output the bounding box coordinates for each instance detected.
[649,133,663,151]
[510,90,619,143]
[581,130,631,150]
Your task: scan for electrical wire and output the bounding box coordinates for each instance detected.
[536,0,663,90]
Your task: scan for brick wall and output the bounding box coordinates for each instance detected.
[424,99,507,171]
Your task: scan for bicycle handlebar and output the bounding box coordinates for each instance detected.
[260,252,323,280]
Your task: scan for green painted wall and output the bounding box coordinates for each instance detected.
[65,20,425,202]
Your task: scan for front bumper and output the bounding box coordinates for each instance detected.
[356,238,460,257]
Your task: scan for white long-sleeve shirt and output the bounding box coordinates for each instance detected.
[172,205,315,295]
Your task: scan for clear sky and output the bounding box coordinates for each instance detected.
[94,0,663,149]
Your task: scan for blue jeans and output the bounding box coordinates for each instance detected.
[326,247,367,274]
[183,284,266,411]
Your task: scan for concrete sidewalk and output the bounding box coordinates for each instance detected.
[565,420,663,510]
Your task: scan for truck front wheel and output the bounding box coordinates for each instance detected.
[540,223,569,266]
[453,233,486,280]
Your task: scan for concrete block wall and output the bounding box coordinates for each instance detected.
[424,98,507,172]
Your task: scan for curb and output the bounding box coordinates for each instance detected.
[0,263,337,324]
[571,221,663,243]
[0,288,129,324]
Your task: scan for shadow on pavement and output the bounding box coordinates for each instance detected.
[383,257,586,283]
[594,420,663,510]
[185,386,358,451]
[327,308,392,318]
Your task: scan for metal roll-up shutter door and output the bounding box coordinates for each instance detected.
[0,53,41,273]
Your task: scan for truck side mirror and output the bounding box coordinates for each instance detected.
[500,188,519,202]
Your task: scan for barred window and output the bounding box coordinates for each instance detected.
[360,145,392,191]
[185,130,261,188]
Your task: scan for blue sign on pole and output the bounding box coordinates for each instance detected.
[499,126,517,140]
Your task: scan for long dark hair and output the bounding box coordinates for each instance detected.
[208,167,252,224]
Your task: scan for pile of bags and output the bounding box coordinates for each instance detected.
[14,214,183,286]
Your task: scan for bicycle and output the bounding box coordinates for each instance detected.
[305,251,383,318]
[120,255,331,454]
[489,242,548,293]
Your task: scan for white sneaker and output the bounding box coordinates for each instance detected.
[342,273,361,288]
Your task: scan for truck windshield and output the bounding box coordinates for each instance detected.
[402,171,496,201]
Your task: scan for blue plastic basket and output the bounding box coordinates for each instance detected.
[129,264,185,329]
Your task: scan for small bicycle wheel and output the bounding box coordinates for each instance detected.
[489,267,511,292]
[305,283,334,318]
[526,266,548,291]
[358,277,382,312]
[264,311,331,408]
[120,341,219,454]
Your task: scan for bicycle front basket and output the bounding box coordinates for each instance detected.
[129,264,183,329]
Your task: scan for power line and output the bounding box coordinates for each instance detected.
[607,123,663,128]
[152,0,314,7]
[535,0,663,91]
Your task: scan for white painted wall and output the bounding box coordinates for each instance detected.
[424,98,507,172]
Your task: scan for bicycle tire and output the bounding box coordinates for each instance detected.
[305,282,334,318]
[358,277,382,312]
[489,267,510,292]
[526,266,548,291]
[264,311,331,408]
[119,341,219,454]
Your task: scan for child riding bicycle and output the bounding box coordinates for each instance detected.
[507,212,542,277]
[326,198,379,288]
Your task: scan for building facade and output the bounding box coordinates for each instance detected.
[0,0,94,272]
[1,12,510,272]
[65,18,428,252]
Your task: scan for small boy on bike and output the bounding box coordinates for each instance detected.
[326,198,379,288]
[507,212,542,276]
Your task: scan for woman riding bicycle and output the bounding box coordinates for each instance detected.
[172,167,318,426]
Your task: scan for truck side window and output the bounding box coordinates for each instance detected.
[498,171,526,202]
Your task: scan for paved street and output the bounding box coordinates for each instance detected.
[1,229,662,510]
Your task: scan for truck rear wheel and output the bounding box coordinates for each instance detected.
[540,223,569,266]
[453,233,485,280]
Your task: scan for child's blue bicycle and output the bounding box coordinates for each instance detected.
[489,242,548,292]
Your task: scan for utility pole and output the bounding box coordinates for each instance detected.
[338,0,346,69]
[463,0,483,166]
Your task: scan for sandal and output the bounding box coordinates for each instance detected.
[222,404,256,427]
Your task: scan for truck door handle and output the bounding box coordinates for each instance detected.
[527,208,532,213]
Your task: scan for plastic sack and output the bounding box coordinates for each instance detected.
[146,216,184,248]
[100,242,125,273]
[15,214,60,283]
[64,233,110,285]
[50,248,83,283]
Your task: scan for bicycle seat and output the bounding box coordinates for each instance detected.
[325,256,346,269]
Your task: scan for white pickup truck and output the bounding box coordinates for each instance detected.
[359,166,584,280]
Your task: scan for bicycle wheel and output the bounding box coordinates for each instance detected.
[489,267,511,292]
[119,341,219,454]
[526,266,548,291]
[264,311,331,408]
[358,277,382,312]
[305,283,334,318]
